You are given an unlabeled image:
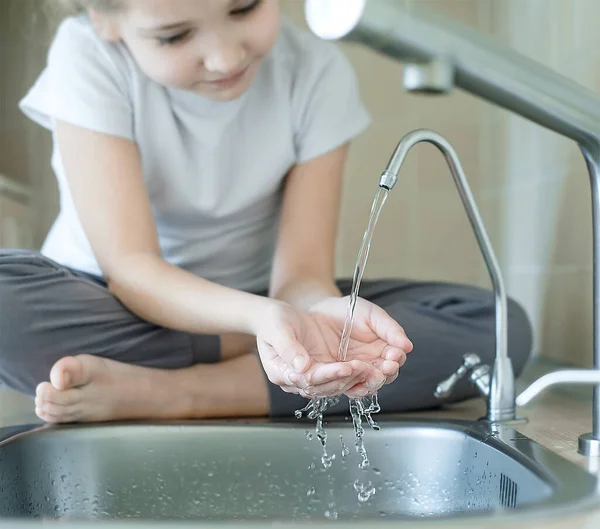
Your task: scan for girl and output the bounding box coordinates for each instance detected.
[0,0,531,423]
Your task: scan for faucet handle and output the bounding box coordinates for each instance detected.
[435,353,483,399]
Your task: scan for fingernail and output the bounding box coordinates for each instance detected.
[292,356,305,371]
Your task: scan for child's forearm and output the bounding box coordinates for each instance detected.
[270,276,342,311]
[106,253,275,335]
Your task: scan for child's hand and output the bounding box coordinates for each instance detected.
[306,296,413,398]
[254,301,369,398]
[254,298,412,399]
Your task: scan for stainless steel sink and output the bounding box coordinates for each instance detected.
[0,418,598,524]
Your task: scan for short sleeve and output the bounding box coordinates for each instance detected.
[292,42,371,164]
[19,17,134,141]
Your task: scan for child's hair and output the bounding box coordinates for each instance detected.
[52,0,122,16]
[42,1,122,41]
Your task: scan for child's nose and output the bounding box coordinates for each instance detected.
[203,42,246,75]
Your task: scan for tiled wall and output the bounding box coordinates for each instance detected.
[479,0,599,366]
[1,0,598,372]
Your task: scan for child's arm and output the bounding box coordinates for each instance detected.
[56,120,275,337]
[269,144,348,310]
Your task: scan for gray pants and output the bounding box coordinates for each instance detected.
[0,250,532,417]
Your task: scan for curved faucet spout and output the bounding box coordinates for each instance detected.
[380,129,514,421]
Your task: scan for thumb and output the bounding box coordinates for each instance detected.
[370,304,413,352]
[267,324,311,373]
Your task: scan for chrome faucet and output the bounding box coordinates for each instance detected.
[378,129,516,423]
[305,0,600,456]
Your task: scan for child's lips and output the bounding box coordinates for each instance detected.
[203,66,249,88]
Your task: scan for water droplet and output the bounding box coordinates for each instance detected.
[324,510,338,520]
[358,488,376,502]
[373,467,381,475]
[207,472,214,477]
[305,430,314,441]
[60,475,67,483]
[306,487,316,496]
[106,489,114,496]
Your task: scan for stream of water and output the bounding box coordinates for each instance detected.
[296,187,390,509]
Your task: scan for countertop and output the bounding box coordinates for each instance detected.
[1,358,599,528]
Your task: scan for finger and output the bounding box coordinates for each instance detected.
[371,358,403,386]
[371,359,401,388]
[364,369,386,393]
[266,327,312,374]
[369,305,413,352]
[291,360,371,387]
[301,369,370,398]
[385,371,399,385]
[288,362,346,387]
[383,347,408,364]
[257,342,295,387]
[301,378,352,398]
[344,382,370,399]
[373,359,401,377]
[279,384,301,394]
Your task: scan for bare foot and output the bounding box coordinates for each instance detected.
[34,354,269,423]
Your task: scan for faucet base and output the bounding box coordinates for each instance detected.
[578,433,600,457]
[480,416,529,426]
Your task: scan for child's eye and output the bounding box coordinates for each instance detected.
[157,30,190,46]
[230,0,263,17]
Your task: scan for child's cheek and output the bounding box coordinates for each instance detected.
[136,48,196,90]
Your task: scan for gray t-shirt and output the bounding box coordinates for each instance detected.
[20,16,371,292]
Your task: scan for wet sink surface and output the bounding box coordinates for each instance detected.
[0,419,597,523]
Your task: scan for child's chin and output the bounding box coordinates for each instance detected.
[188,83,244,102]
[191,69,255,101]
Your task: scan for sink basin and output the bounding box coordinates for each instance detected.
[0,418,597,524]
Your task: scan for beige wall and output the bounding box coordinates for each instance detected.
[1,0,598,369]
[0,0,57,247]
[479,0,599,367]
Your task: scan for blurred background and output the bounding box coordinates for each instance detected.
[0,0,598,407]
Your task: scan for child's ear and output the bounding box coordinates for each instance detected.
[88,9,121,42]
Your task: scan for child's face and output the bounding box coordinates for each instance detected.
[99,0,280,101]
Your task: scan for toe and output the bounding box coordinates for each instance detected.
[35,405,78,424]
[36,381,79,406]
[38,401,74,418]
[50,355,92,391]
[35,381,55,403]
